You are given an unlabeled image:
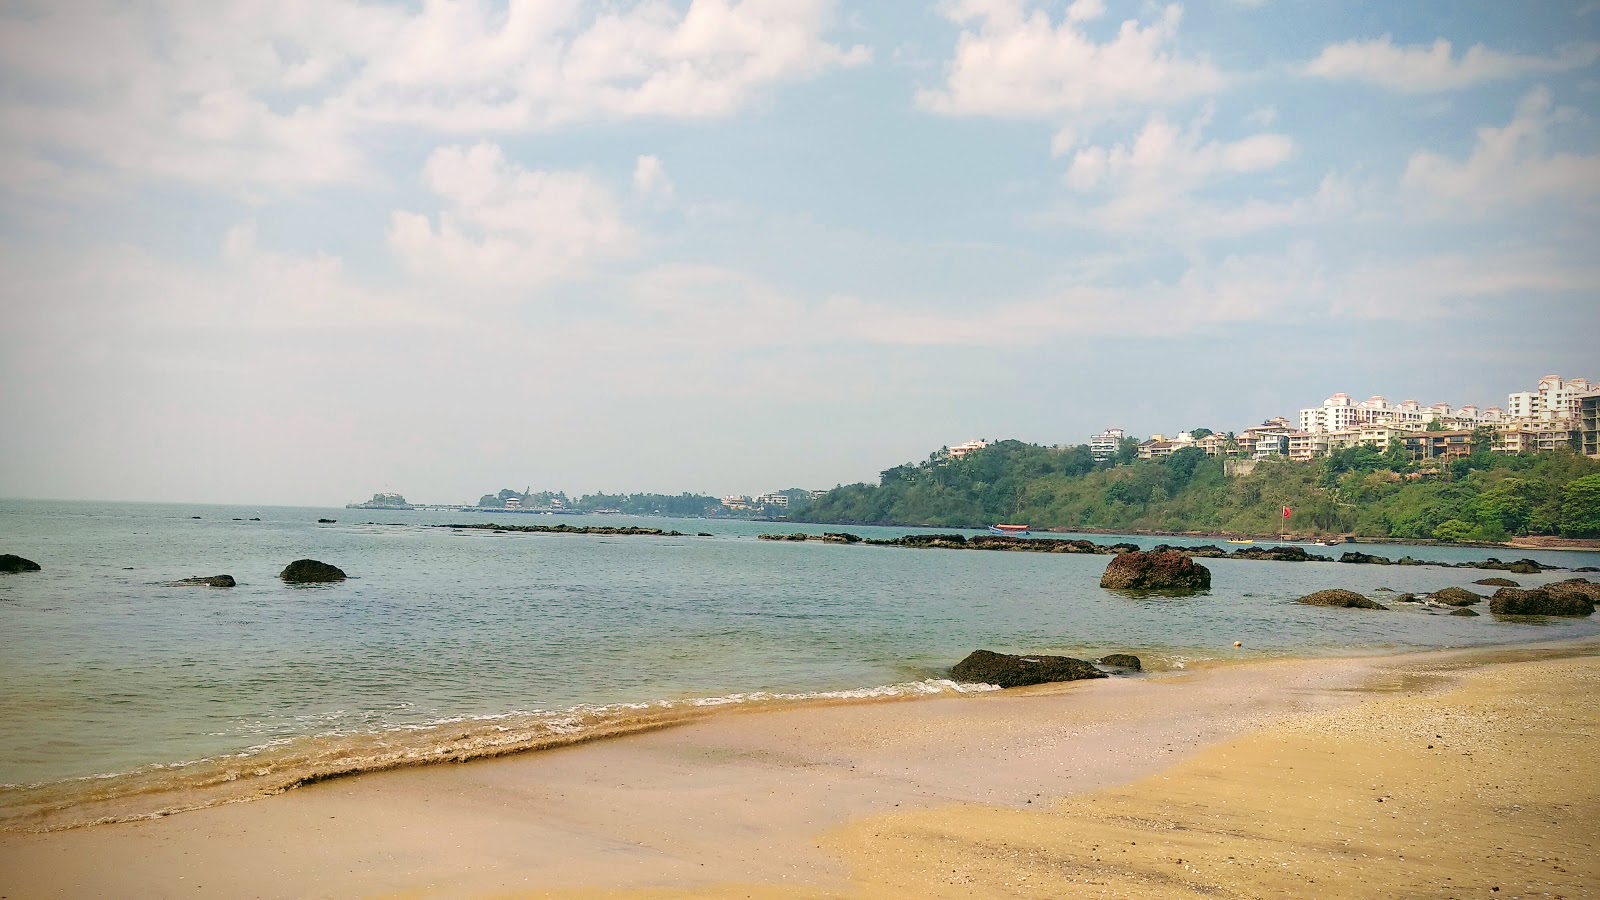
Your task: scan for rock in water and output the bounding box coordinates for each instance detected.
[176,575,235,587]
[279,559,346,583]
[1474,577,1519,587]
[1296,589,1388,610]
[1097,653,1143,672]
[1099,551,1211,592]
[0,554,41,573]
[950,650,1108,688]
[1428,587,1482,607]
[1450,607,1479,617]
[317,518,337,524]
[1339,551,1392,565]
[1488,587,1594,617]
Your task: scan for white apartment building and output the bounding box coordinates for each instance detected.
[1301,392,1495,434]
[1089,428,1125,461]
[1508,375,1594,424]
[754,492,789,508]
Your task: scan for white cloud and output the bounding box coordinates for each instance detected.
[1403,87,1600,216]
[389,143,633,287]
[0,0,868,193]
[1061,110,1295,230]
[1306,36,1600,93]
[1244,105,1277,128]
[633,155,674,197]
[918,1,1223,120]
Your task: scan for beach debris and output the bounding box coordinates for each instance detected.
[1488,587,1594,617]
[174,575,236,587]
[950,649,1107,688]
[1474,577,1519,587]
[1099,550,1211,592]
[1097,653,1142,672]
[0,554,41,573]
[1233,641,1242,648]
[279,559,347,584]
[1295,589,1388,610]
[1427,588,1482,607]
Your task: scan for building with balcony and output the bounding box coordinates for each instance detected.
[947,439,991,460]
[1509,375,1594,424]
[1089,428,1125,461]
[1581,390,1600,458]
[1403,431,1474,461]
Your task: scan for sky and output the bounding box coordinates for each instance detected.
[1,0,1598,506]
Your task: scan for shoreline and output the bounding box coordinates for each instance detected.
[2,639,1596,897]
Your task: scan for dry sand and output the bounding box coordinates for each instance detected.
[0,645,1594,898]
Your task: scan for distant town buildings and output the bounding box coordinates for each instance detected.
[1092,373,1600,466]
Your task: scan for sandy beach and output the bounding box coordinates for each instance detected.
[2,643,1595,899]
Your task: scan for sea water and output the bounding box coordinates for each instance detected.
[1,498,1596,829]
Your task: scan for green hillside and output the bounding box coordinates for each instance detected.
[796,440,1600,540]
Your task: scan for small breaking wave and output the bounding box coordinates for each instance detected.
[0,679,998,833]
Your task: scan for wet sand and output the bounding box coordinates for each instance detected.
[1,644,1594,898]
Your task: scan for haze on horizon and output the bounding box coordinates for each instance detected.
[1,1,1597,507]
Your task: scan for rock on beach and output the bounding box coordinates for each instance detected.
[1296,589,1387,610]
[1097,653,1143,672]
[950,650,1107,688]
[1488,587,1594,617]
[1099,550,1211,592]
[1427,588,1482,607]
[279,559,347,583]
[0,554,41,573]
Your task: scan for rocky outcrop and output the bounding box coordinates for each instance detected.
[1232,545,1329,562]
[822,532,862,544]
[317,518,337,524]
[1450,607,1479,617]
[1474,577,1519,587]
[1546,579,1600,602]
[1099,551,1211,592]
[280,559,347,583]
[1296,589,1387,610]
[1150,544,1227,558]
[1428,587,1481,607]
[0,554,41,573]
[1489,587,1594,617]
[1339,551,1393,565]
[176,575,235,587]
[1097,653,1142,671]
[950,650,1108,688]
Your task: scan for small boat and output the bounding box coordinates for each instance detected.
[1225,538,1254,545]
[989,524,1030,536]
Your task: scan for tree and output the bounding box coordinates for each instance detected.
[1471,426,1497,455]
[1561,474,1600,537]
[1425,419,1446,432]
[1432,519,1475,542]
[1190,428,1214,439]
[1114,437,1140,466]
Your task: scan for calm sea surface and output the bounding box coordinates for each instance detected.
[2,498,1597,828]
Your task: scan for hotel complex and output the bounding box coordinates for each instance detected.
[1097,374,1600,465]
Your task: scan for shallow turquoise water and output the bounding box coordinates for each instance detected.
[1,499,1596,804]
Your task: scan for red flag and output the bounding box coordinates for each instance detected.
[1282,506,1292,519]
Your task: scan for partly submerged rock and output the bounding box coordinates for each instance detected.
[951,650,1107,688]
[1339,551,1393,565]
[317,518,337,524]
[1474,577,1519,587]
[279,559,347,584]
[176,575,235,587]
[1232,545,1328,562]
[1546,579,1600,602]
[1097,653,1143,672]
[1099,550,1211,592]
[1428,587,1482,607]
[0,554,41,573]
[1489,587,1594,617]
[1450,607,1480,617]
[1296,589,1387,610]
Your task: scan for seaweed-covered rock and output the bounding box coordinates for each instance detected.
[1151,543,1227,559]
[1546,579,1600,602]
[1099,551,1211,592]
[279,559,347,583]
[1394,593,1421,603]
[0,554,41,573]
[1097,653,1142,671]
[1489,587,1594,617]
[1339,551,1393,565]
[1507,560,1543,575]
[1428,587,1482,607]
[1473,577,1519,587]
[1296,589,1388,610]
[821,532,862,544]
[176,575,235,587]
[1450,607,1479,617]
[950,650,1108,688]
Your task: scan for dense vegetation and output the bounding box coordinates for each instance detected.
[476,488,727,516]
[798,439,1600,541]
